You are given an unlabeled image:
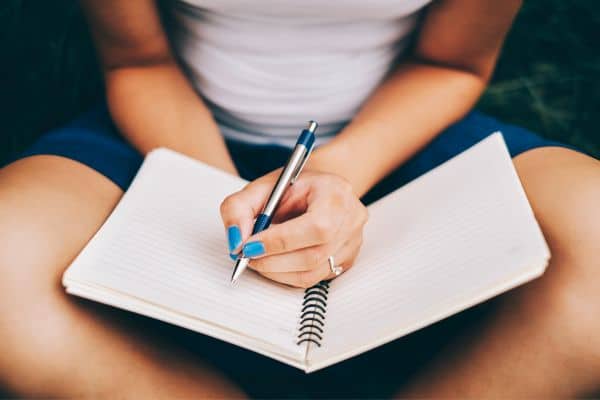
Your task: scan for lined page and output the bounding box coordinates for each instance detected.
[63,149,304,358]
[309,133,550,370]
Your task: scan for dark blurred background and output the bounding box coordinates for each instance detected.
[1,0,599,164]
[0,1,598,398]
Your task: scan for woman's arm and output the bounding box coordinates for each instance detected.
[81,0,237,174]
[220,0,524,288]
[308,0,523,196]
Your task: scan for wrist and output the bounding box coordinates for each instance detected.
[307,138,373,197]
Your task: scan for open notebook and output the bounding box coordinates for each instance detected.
[63,133,550,373]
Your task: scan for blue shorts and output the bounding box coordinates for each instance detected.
[13,105,573,205]
[9,106,577,397]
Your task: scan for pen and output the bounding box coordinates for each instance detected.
[231,120,318,284]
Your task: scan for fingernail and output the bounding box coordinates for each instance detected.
[229,252,239,261]
[227,225,242,253]
[243,241,265,258]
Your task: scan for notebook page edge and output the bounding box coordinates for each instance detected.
[305,258,548,373]
[62,148,249,286]
[64,280,306,369]
[306,132,551,369]
[488,133,551,263]
[62,148,306,365]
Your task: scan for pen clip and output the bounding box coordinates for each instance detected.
[290,145,313,185]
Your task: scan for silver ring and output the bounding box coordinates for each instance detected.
[328,256,343,276]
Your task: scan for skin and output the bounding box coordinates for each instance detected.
[0,0,599,397]
[221,170,369,285]
[224,0,525,286]
[0,156,244,398]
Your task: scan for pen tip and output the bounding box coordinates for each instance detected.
[230,257,250,284]
[307,120,318,133]
[230,269,242,285]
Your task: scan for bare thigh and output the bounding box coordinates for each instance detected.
[0,155,243,398]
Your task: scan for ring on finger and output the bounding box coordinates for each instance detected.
[328,255,343,276]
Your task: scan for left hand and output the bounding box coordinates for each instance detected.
[220,168,369,288]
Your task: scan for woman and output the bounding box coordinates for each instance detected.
[1,0,599,397]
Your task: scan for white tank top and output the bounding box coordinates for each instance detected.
[170,0,432,145]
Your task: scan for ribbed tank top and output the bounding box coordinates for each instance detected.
[169,0,432,145]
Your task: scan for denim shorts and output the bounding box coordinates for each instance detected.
[14,105,573,206]
[10,105,576,397]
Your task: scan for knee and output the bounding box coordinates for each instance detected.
[513,149,600,362]
[515,147,600,257]
[545,178,600,266]
[0,157,122,395]
[552,173,600,251]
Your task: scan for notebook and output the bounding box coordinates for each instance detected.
[62,133,550,373]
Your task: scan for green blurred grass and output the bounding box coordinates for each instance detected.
[1,0,599,163]
[478,0,600,157]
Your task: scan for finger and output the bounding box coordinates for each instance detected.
[249,242,337,273]
[249,233,361,273]
[322,239,361,280]
[220,179,272,252]
[258,262,331,289]
[244,212,342,258]
[257,237,361,288]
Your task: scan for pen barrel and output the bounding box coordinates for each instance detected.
[261,144,307,216]
[252,213,271,234]
[296,128,316,149]
[231,121,317,284]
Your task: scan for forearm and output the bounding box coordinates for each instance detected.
[309,61,487,196]
[105,62,237,174]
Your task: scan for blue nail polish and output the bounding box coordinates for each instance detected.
[230,252,239,261]
[227,225,242,253]
[243,241,265,258]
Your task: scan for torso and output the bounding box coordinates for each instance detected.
[169,0,432,145]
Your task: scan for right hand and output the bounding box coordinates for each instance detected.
[220,168,369,288]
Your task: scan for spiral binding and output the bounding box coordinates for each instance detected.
[296,281,329,347]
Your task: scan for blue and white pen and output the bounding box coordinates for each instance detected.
[231,120,318,284]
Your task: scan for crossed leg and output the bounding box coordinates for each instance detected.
[399,147,600,398]
[2,146,599,398]
[0,155,243,398]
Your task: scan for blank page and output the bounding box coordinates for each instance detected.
[308,133,550,371]
[63,149,304,360]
